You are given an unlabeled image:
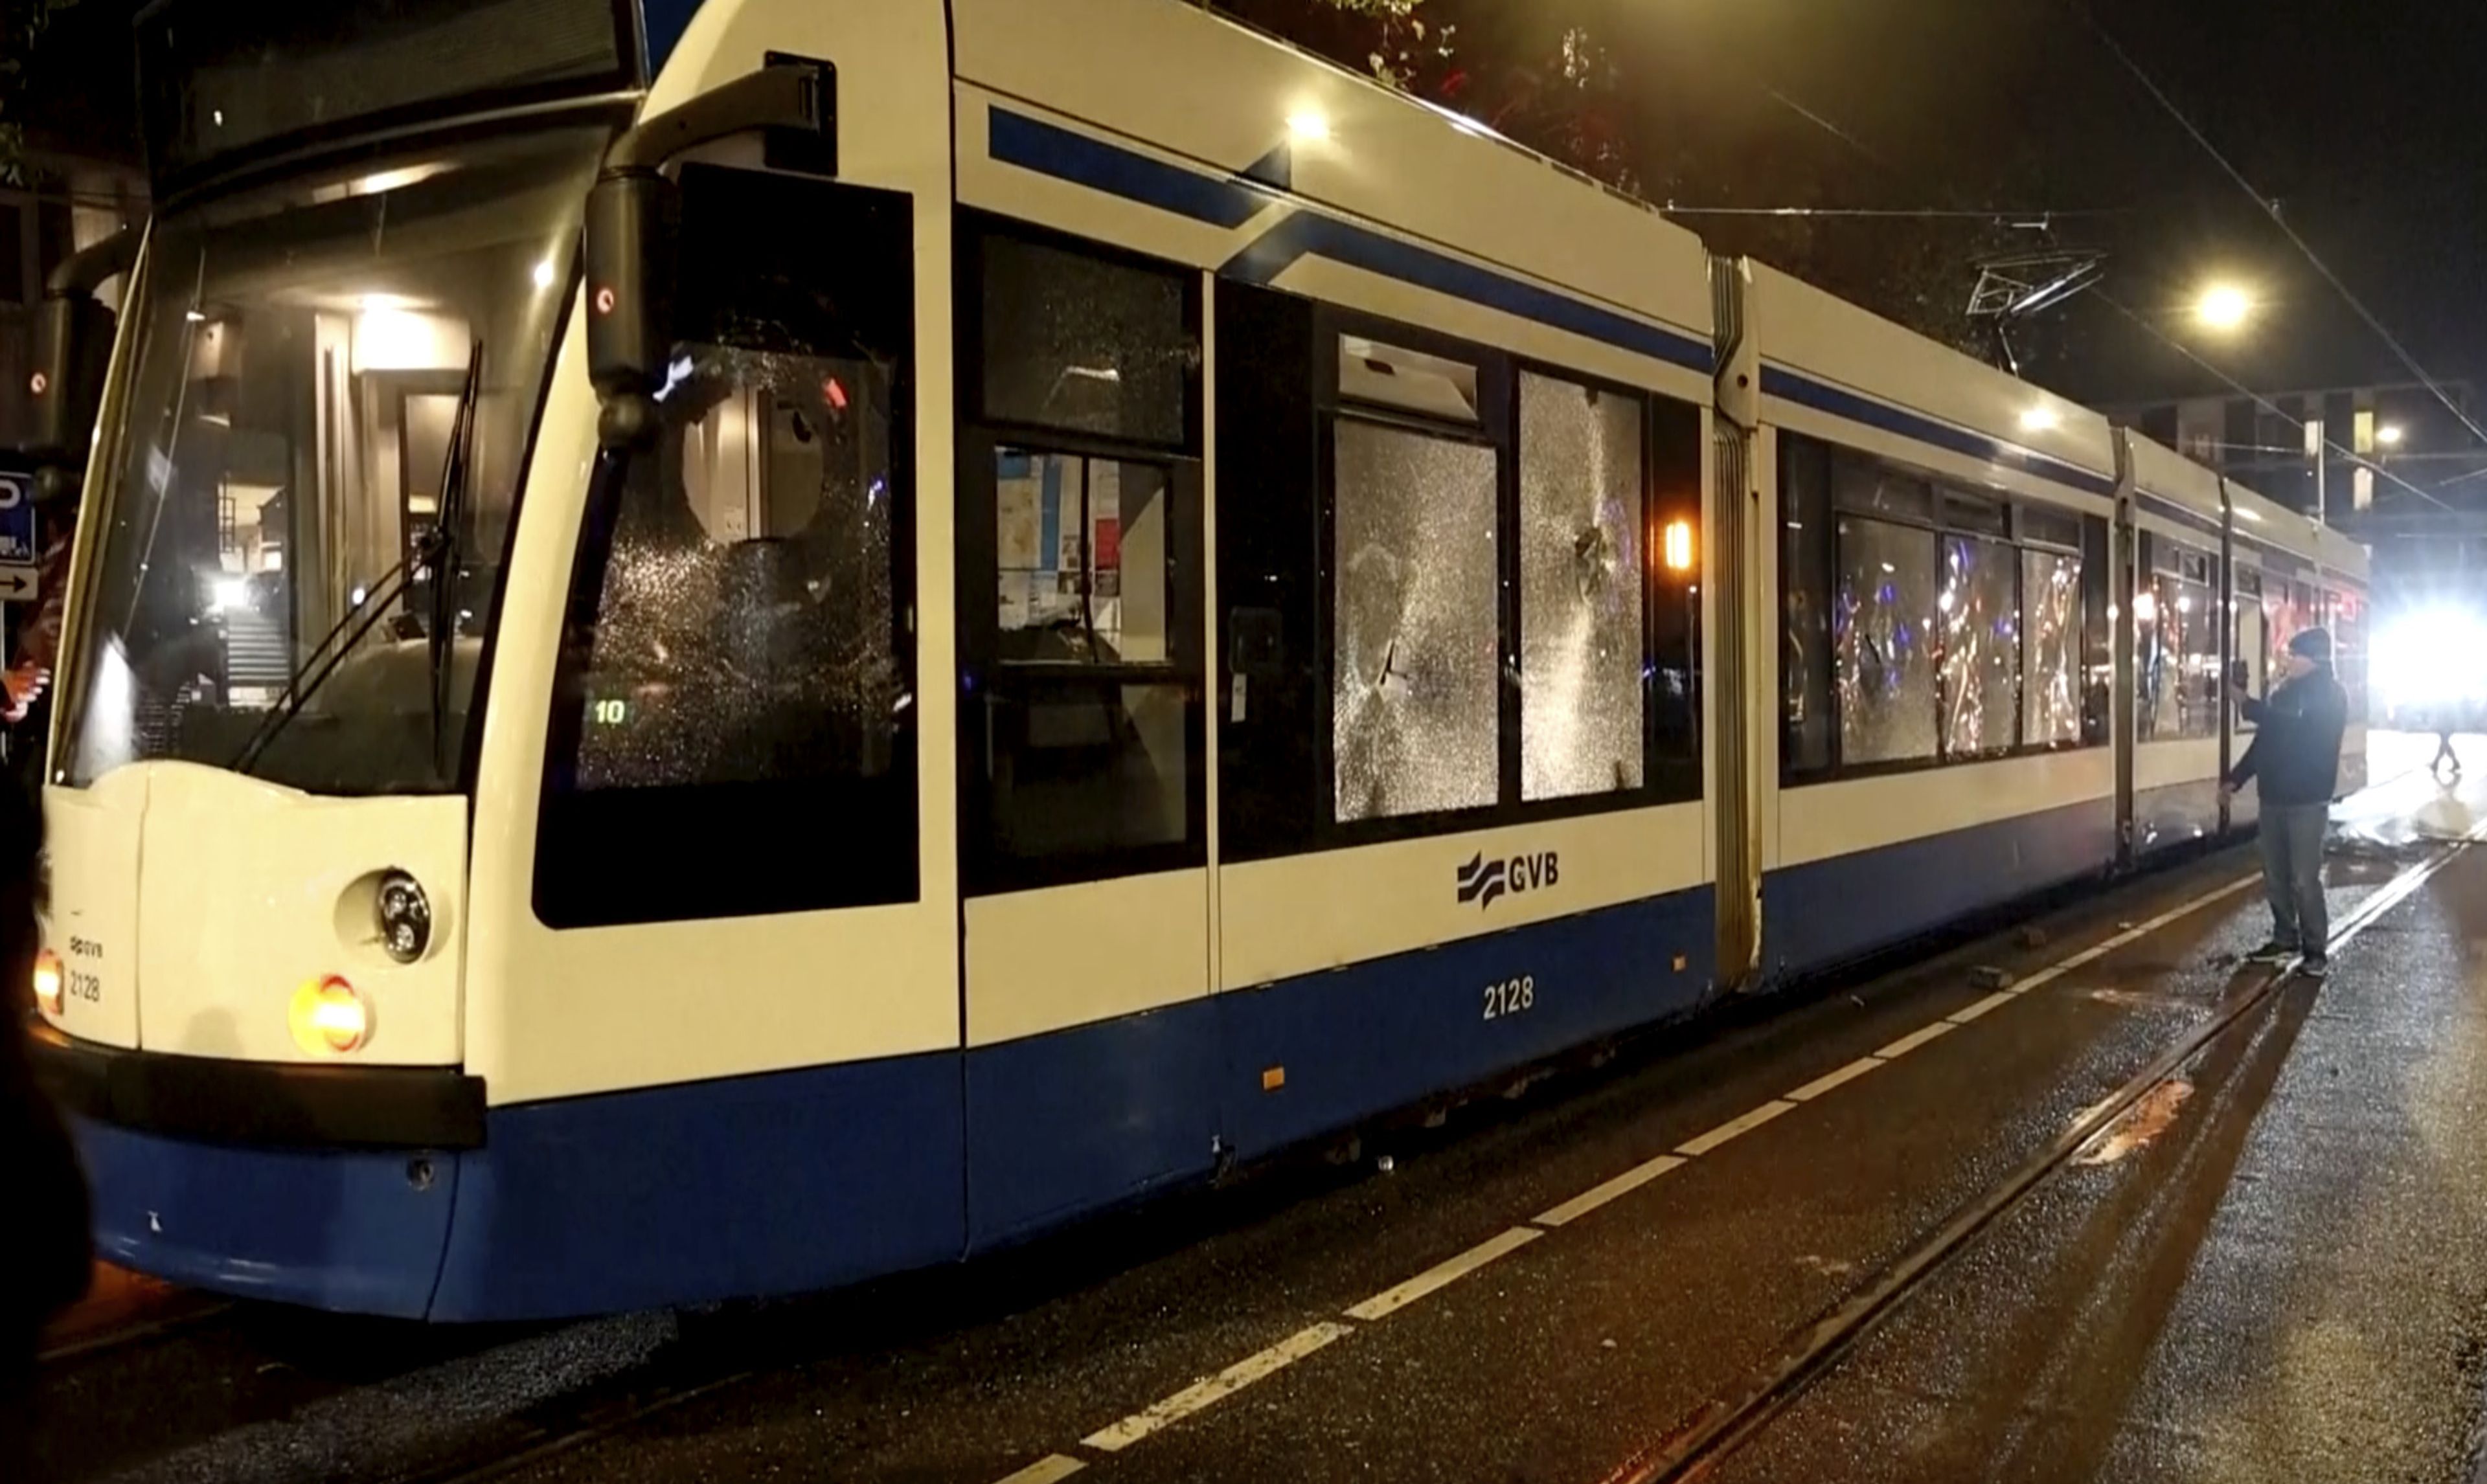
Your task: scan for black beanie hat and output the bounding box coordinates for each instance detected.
[2288,627,2334,663]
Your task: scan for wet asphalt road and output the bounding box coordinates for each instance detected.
[30,748,2487,1484]
[1714,826,2487,1483]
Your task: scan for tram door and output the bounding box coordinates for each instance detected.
[953,216,1214,1245]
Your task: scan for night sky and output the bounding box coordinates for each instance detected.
[1578,0,2487,404]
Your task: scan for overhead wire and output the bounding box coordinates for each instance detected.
[1690,7,2486,523]
[2072,3,2487,457]
[1660,205,2119,220]
[1756,84,1897,174]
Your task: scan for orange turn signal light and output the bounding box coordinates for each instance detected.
[31,949,62,1017]
[289,974,372,1055]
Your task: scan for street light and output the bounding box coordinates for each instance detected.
[2194,284,2253,332]
[2378,423,2406,447]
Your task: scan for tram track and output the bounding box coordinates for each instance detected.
[1598,830,2479,1484]
[375,1369,757,1484]
[45,835,2446,1484]
[37,1296,236,1368]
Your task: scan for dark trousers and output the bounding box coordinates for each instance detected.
[2259,803,2330,950]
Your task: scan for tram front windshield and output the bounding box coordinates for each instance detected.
[62,128,601,794]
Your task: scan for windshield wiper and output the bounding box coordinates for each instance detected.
[231,337,484,781]
[231,561,415,776]
[420,339,484,778]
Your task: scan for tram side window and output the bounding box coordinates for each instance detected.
[1648,398,1704,784]
[995,451,1172,665]
[961,218,1205,892]
[536,166,918,927]
[2080,515,2112,744]
[2326,586,2368,722]
[2139,537,2218,740]
[981,233,1192,447]
[1837,514,1942,765]
[1939,528,2019,757]
[1781,434,1835,777]
[1334,417,1501,821]
[979,446,1192,866]
[2020,545,2083,747]
[1780,433,2105,780]
[1519,372,1645,801]
[1216,291,1703,848]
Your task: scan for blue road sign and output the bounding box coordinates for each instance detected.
[0,472,33,565]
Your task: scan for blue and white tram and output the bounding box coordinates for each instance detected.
[25,0,2365,1320]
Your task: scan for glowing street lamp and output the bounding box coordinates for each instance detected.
[2378,423,2406,447]
[2194,284,2253,332]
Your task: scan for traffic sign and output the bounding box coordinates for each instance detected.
[0,565,36,603]
[0,471,33,566]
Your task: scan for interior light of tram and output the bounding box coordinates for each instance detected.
[354,304,462,374]
[1662,519,1696,573]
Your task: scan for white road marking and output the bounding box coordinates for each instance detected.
[1345,1227,1543,1320]
[1534,1155,1686,1227]
[994,1456,1088,1484]
[1786,1056,1885,1103]
[1675,1099,1797,1157]
[1946,991,2019,1026]
[1873,1021,1957,1059]
[1080,1321,1354,1453]
[994,868,2273,1482]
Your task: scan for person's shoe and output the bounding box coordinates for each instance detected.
[2300,953,2330,979]
[2246,939,2297,964]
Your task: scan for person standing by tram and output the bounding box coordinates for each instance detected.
[2223,627,2349,977]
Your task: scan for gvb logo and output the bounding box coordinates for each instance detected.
[1455,849,1560,910]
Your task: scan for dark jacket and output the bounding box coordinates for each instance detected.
[2227,665,2348,807]
[0,780,89,1389]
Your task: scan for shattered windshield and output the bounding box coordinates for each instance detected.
[61,126,601,793]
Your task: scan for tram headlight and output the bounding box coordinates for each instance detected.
[290,975,372,1055]
[31,949,62,1017]
[376,870,431,964]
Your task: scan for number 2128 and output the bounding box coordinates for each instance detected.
[1482,975,1535,1020]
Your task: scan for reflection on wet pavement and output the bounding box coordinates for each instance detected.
[2334,730,2487,849]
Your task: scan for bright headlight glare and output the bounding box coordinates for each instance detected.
[2376,609,2487,709]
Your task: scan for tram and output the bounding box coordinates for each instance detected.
[23,0,2367,1320]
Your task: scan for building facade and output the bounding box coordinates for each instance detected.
[2111,381,2487,609]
